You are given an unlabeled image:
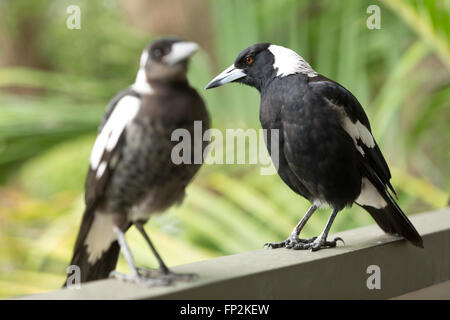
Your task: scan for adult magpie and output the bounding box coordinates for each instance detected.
[66,38,210,286]
[205,43,423,251]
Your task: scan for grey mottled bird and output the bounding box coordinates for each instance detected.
[206,43,422,251]
[66,38,210,285]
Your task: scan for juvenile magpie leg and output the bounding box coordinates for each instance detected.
[109,227,171,286]
[135,223,197,282]
[264,204,318,249]
[292,208,344,251]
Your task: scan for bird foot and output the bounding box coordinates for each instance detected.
[264,235,317,249]
[264,236,344,251]
[109,270,172,287]
[305,237,345,251]
[136,267,198,282]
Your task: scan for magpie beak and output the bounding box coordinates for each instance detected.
[164,41,199,65]
[205,64,246,89]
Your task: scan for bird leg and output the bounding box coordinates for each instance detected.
[134,223,197,282]
[291,208,344,251]
[265,204,318,249]
[109,226,171,286]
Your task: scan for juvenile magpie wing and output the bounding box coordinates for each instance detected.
[84,89,141,209]
[308,75,395,195]
[86,88,140,206]
[67,90,141,283]
[98,89,136,133]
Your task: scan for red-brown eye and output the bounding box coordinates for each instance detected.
[245,56,254,65]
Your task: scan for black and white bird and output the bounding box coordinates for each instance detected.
[66,38,210,285]
[205,43,423,251]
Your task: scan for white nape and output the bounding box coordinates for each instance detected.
[85,212,118,264]
[132,50,153,94]
[268,45,318,78]
[139,49,149,68]
[355,177,387,209]
[90,95,140,170]
[341,117,375,155]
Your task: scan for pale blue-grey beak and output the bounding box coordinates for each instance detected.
[205,64,246,89]
[164,41,199,66]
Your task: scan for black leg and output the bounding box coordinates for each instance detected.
[265,204,318,249]
[109,226,171,286]
[135,223,169,274]
[318,208,339,243]
[134,222,197,282]
[311,207,344,251]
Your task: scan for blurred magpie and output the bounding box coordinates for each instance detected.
[66,38,210,285]
[206,43,423,251]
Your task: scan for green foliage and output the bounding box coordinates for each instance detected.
[0,0,448,298]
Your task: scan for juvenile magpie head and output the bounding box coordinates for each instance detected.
[205,43,317,91]
[134,38,198,91]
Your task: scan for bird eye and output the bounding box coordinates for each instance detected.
[153,48,163,57]
[245,56,254,65]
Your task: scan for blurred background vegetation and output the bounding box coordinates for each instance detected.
[0,0,448,298]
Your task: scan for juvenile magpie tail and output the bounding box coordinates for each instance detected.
[362,193,423,248]
[63,207,120,287]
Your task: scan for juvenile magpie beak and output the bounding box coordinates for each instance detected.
[205,43,423,251]
[164,41,199,65]
[205,64,246,89]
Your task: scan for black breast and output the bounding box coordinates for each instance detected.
[260,75,361,209]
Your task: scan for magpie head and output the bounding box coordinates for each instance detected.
[139,37,199,82]
[205,43,317,91]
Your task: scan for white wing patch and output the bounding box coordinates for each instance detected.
[85,212,118,264]
[96,161,107,179]
[90,95,140,174]
[355,177,387,209]
[268,45,318,78]
[132,50,153,94]
[342,117,375,155]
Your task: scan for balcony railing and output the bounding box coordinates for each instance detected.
[17,208,450,299]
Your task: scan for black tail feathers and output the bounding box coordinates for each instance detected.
[64,241,120,287]
[63,207,120,287]
[362,193,423,248]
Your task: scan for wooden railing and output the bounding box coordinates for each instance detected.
[18,208,450,299]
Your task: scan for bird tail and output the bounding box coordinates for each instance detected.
[362,192,423,248]
[63,206,120,287]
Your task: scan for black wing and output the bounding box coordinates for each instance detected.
[85,88,140,210]
[68,89,140,282]
[308,75,395,195]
